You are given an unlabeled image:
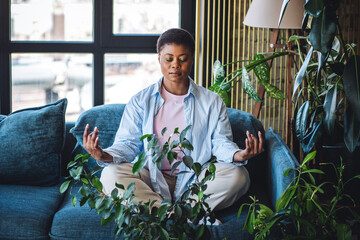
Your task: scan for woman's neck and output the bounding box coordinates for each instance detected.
[162,78,190,95]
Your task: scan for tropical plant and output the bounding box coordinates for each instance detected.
[60,126,218,240]
[280,0,360,153]
[209,51,290,107]
[239,151,360,240]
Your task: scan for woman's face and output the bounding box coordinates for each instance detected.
[158,43,193,86]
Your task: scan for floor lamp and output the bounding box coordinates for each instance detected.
[243,0,305,147]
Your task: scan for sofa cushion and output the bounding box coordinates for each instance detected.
[265,127,299,208]
[69,104,126,176]
[227,108,266,183]
[0,98,67,186]
[0,184,64,240]
[50,185,118,240]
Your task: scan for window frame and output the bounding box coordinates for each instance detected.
[0,0,195,115]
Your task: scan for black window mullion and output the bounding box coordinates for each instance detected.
[94,0,104,106]
[0,0,11,115]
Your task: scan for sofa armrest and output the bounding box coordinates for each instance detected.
[265,127,299,209]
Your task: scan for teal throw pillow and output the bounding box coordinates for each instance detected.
[0,98,67,186]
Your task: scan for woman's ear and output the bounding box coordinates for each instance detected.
[158,54,161,63]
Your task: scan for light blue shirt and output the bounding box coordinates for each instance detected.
[101,77,246,201]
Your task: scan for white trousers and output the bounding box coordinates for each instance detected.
[100,162,250,211]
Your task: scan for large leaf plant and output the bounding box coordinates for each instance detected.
[280,0,360,153]
[209,51,290,107]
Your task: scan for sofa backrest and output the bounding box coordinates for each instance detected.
[62,104,267,183]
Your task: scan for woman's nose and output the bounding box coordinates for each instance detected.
[172,60,180,69]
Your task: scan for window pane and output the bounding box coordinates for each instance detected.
[12,53,93,121]
[113,0,179,34]
[11,0,93,41]
[105,53,161,104]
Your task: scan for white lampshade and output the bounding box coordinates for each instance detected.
[243,0,305,29]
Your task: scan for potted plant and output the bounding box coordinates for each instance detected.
[209,52,290,107]
[239,151,360,239]
[60,126,218,240]
[279,0,360,154]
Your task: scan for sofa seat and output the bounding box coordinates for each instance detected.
[50,185,117,240]
[0,184,64,240]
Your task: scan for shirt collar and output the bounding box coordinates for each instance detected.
[151,76,200,99]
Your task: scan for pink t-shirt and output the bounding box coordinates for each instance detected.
[153,85,186,175]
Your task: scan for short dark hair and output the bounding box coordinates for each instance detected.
[156,28,195,55]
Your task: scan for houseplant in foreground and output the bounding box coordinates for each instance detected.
[239,150,360,239]
[60,126,218,240]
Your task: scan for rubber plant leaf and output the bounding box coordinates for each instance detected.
[302,121,323,154]
[343,55,360,121]
[262,82,285,100]
[304,0,324,17]
[344,106,360,152]
[253,54,270,84]
[302,12,310,31]
[213,60,225,84]
[293,47,313,98]
[296,100,310,142]
[323,84,337,135]
[316,51,329,84]
[242,66,263,102]
[278,0,291,27]
[309,6,337,55]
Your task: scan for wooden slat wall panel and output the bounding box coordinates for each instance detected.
[194,0,360,149]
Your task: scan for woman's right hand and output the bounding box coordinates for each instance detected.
[83,124,113,162]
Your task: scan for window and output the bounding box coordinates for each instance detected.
[0,0,195,120]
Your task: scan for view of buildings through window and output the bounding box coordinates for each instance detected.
[10,0,178,121]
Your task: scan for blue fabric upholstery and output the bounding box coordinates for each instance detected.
[0,184,64,240]
[0,99,67,186]
[227,108,266,184]
[70,104,126,176]
[50,185,118,240]
[265,127,299,208]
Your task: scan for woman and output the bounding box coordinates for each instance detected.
[83,28,263,212]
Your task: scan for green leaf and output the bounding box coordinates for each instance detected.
[123,182,135,199]
[140,134,153,141]
[161,127,167,136]
[111,188,119,199]
[181,139,194,151]
[242,66,263,102]
[81,178,89,184]
[95,197,105,209]
[171,161,182,175]
[296,101,310,142]
[209,163,216,174]
[60,180,71,194]
[262,82,285,100]
[337,224,352,240]
[304,0,324,17]
[253,54,270,84]
[132,153,146,175]
[69,166,83,180]
[192,162,202,175]
[196,224,205,239]
[71,195,77,207]
[344,106,360,152]
[115,182,125,190]
[92,177,103,192]
[183,156,193,169]
[213,60,225,83]
[198,191,204,201]
[293,47,313,98]
[302,121,323,154]
[101,213,115,226]
[301,151,317,167]
[180,125,192,142]
[309,7,337,55]
[324,84,338,135]
[343,55,360,121]
[80,185,90,197]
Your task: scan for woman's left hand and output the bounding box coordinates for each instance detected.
[233,131,263,162]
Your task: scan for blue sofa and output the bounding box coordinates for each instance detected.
[0,98,299,240]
